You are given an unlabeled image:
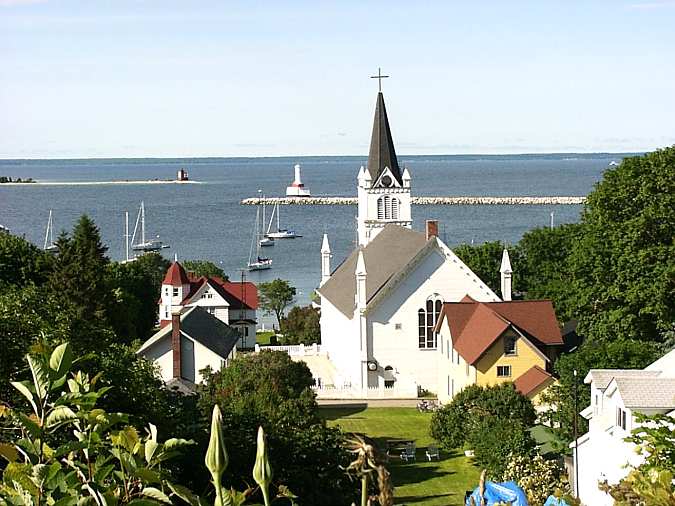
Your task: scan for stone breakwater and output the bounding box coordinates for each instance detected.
[241,196,586,206]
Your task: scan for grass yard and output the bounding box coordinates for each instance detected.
[256,330,275,345]
[322,406,480,506]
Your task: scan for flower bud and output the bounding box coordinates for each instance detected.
[252,426,273,506]
[205,405,228,479]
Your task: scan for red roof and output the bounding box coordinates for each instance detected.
[440,299,563,365]
[162,262,190,286]
[514,365,555,397]
[178,275,258,310]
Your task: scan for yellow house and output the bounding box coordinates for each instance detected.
[435,297,563,404]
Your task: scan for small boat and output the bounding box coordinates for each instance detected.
[608,161,619,167]
[266,202,301,239]
[248,205,272,271]
[43,210,58,253]
[131,201,170,252]
[259,198,274,247]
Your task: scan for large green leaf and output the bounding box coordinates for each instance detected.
[144,440,159,465]
[166,482,201,506]
[141,487,172,504]
[0,442,18,462]
[45,406,78,429]
[27,353,49,400]
[10,381,38,415]
[49,343,73,380]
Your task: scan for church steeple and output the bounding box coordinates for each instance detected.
[367,92,402,186]
[356,84,412,246]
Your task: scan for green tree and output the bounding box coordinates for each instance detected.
[106,252,170,342]
[259,279,297,328]
[569,147,675,344]
[48,216,110,323]
[430,383,536,449]
[281,305,320,345]
[198,351,353,505]
[518,223,582,320]
[182,259,228,280]
[453,241,522,296]
[0,232,52,288]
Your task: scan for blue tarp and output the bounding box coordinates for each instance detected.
[465,480,529,506]
[543,496,571,506]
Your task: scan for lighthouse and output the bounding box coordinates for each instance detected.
[285,164,311,197]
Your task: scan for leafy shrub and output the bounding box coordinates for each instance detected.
[466,419,535,478]
[502,453,572,505]
[430,383,536,449]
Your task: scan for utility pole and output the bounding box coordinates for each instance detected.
[573,368,579,499]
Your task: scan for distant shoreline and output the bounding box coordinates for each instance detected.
[0,152,640,163]
[0,180,200,186]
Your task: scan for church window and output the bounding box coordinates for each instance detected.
[377,196,400,220]
[504,336,517,356]
[395,323,402,330]
[173,287,179,297]
[418,296,443,349]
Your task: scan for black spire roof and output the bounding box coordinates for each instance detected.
[366,92,402,185]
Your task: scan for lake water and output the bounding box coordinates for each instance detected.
[0,154,626,306]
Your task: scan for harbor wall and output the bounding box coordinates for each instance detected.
[241,196,586,206]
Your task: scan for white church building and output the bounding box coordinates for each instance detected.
[315,90,505,395]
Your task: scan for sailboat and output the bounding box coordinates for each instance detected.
[259,199,274,247]
[248,206,272,271]
[131,201,169,252]
[43,210,58,253]
[121,211,136,263]
[266,202,301,239]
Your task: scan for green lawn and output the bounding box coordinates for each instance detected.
[322,406,480,506]
[256,331,275,345]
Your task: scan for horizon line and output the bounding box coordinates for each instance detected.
[0,150,647,162]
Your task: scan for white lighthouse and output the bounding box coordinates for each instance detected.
[286,164,311,197]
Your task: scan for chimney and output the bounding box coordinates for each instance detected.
[171,309,182,379]
[426,220,439,240]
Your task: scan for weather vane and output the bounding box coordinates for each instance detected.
[370,67,389,92]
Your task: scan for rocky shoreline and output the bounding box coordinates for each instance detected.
[241,196,586,206]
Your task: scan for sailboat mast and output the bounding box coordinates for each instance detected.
[124,211,130,262]
[43,210,52,250]
[276,202,280,232]
[141,201,146,244]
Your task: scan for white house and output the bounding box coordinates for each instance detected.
[158,261,258,349]
[315,90,502,395]
[572,348,675,505]
[138,306,241,391]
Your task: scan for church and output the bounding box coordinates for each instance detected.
[316,89,508,394]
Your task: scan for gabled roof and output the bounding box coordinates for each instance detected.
[163,262,190,286]
[610,377,675,409]
[585,369,661,390]
[440,299,563,365]
[367,92,402,186]
[317,224,429,317]
[514,365,555,398]
[139,306,241,360]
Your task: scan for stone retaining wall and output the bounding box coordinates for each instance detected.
[241,196,586,206]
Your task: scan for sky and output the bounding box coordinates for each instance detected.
[1,0,675,158]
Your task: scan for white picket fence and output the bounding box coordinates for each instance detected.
[254,343,324,356]
[312,383,418,399]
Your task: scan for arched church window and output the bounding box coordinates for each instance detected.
[377,196,401,220]
[418,295,443,349]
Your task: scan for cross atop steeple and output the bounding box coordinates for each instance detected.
[370,67,389,92]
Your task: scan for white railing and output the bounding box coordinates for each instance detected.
[312,383,418,399]
[254,343,324,356]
